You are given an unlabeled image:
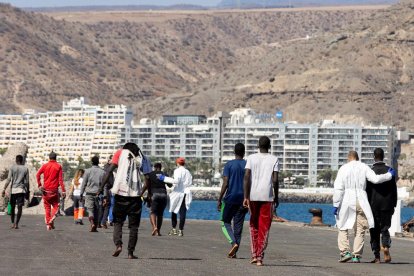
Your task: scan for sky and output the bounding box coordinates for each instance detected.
[2,0,221,7]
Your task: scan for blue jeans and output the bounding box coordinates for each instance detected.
[108,195,115,223]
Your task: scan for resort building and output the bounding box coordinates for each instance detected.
[0,97,132,164]
[0,101,395,186]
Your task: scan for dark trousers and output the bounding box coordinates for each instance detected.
[100,200,110,225]
[113,195,142,254]
[151,193,168,230]
[171,195,187,230]
[221,201,247,246]
[98,195,110,226]
[370,209,394,258]
[10,193,25,225]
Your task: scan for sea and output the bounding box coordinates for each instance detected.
[141,201,414,226]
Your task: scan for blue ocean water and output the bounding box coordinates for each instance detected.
[141,201,414,225]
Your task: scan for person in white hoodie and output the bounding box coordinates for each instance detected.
[333,150,395,263]
[159,157,192,237]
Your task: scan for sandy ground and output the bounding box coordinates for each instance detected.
[45,5,390,23]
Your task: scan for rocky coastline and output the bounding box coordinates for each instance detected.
[191,190,333,204]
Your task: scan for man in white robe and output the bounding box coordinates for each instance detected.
[159,157,192,237]
[333,151,395,263]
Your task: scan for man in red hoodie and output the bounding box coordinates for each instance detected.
[36,152,66,230]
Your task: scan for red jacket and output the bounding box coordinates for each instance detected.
[36,160,65,192]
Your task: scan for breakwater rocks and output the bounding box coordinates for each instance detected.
[191,189,333,204]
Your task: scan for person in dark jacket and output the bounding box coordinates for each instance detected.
[98,155,115,228]
[141,163,172,236]
[366,148,397,264]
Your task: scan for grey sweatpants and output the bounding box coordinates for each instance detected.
[84,194,100,225]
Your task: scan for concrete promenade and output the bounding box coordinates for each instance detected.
[0,215,413,276]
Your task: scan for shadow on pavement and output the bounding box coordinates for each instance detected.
[148,257,202,261]
[264,264,329,268]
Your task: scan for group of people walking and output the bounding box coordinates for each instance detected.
[1,136,399,266]
[333,148,397,263]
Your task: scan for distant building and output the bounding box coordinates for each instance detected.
[120,116,220,165]
[0,97,132,164]
[0,102,395,186]
[221,109,395,185]
[161,115,207,125]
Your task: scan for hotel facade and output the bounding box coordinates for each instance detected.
[0,97,132,164]
[121,108,395,185]
[1,100,394,185]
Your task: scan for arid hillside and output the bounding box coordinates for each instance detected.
[156,0,414,130]
[2,3,413,130]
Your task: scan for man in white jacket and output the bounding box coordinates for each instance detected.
[333,151,395,263]
[159,157,192,237]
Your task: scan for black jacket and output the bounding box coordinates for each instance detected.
[366,162,397,211]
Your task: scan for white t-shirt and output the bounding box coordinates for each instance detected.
[72,178,83,196]
[245,152,280,202]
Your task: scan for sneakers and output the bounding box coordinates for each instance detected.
[339,252,352,263]
[168,228,177,236]
[351,255,361,263]
[178,230,184,237]
[383,247,392,263]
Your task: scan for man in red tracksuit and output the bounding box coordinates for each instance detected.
[36,152,66,230]
[243,136,280,266]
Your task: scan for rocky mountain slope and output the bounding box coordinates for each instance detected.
[1,3,413,129]
[159,0,414,129]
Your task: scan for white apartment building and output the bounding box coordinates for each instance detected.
[0,114,30,148]
[120,115,221,165]
[221,109,394,185]
[0,98,132,164]
[1,103,395,186]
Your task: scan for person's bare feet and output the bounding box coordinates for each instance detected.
[10,224,16,229]
[384,247,392,263]
[228,244,239,258]
[370,258,380,264]
[112,246,122,257]
[152,228,158,236]
[128,254,138,259]
[250,258,257,264]
[256,260,263,266]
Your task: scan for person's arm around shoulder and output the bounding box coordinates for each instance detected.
[365,164,393,184]
[161,169,179,185]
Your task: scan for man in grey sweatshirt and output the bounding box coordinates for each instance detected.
[1,155,30,229]
[81,156,105,232]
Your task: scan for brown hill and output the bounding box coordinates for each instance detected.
[4,3,412,129]
[158,1,414,129]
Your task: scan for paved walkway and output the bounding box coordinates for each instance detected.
[0,215,413,276]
